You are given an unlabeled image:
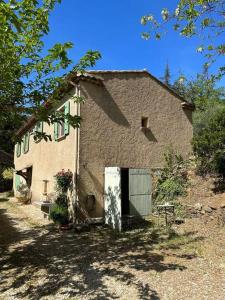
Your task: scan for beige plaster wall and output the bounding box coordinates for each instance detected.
[14,88,78,203]
[78,72,193,217]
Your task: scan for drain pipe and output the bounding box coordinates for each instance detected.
[73,84,81,223]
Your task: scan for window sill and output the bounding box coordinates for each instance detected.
[140,126,149,131]
[56,135,66,142]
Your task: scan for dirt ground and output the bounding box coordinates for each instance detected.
[0,196,225,300]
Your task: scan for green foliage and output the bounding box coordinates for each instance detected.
[172,70,224,108]
[50,204,69,225]
[170,69,225,178]
[54,169,73,193]
[52,169,72,225]
[154,149,189,205]
[142,0,224,75]
[55,193,68,208]
[161,63,171,87]
[171,70,225,134]
[156,178,185,201]
[193,106,225,177]
[2,167,13,180]
[0,0,101,145]
[194,100,225,135]
[16,182,31,203]
[0,175,12,192]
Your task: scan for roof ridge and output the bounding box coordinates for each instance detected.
[87,69,148,73]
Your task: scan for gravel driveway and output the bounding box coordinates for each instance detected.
[0,198,225,300]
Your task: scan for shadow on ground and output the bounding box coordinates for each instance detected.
[212,178,225,194]
[0,207,204,300]
[0,198,9,202]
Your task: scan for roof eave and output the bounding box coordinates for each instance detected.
[15,73,103,137]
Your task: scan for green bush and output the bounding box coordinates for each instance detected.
[153,149,189,206]
[50,204,69,225]
[193,106,225,178]
[55,193,68,208]
[156,178,185,202]
[2,168,13,180]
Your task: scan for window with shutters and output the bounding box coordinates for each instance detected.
[57,107,65,138]
[23,132,30,153]
[54,101,70,141]
[36,122,43,133]
[32,122,43,143]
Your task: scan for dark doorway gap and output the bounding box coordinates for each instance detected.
[121,168,129,215]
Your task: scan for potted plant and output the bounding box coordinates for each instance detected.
[50,204,69,229]
[50,169,73,230]
[54,169,73,193]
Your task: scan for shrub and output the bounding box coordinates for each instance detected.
[153,149,189,206]
[193,106,225,178]
[156,178,185,203]
[17,183,31,204]
[0,167,13,192]
[2,168,13,180]
[55,193,68,208]
[50,204,69,225]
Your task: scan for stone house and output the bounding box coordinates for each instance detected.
[14,70,194,229]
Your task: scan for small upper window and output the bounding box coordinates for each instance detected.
[54,101,70,141]
[141,117,149,128]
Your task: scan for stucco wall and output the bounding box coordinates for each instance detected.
[78,72,193,217]
[14,88,78,203]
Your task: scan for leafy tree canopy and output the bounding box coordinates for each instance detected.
[141,0,225,75]
[172,68,224,108]
[161,63,171,87]
[164,64,225,178]
[0,0,101,146]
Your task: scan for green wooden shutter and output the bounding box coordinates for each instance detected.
[35,121,43,133]
[22,135,25,153]
[54,122,58,141]
[129,169,152,216]
[16,143,21,157]
[23,132,30,153]
[40,122,43,133]
[64,101,70,135]
[15,174,21,190]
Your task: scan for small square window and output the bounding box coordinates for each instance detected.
[141,117,148,128]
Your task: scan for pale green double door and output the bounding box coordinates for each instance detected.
[104,167,152,231]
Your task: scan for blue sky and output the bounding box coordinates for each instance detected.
[44,0,224,85]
